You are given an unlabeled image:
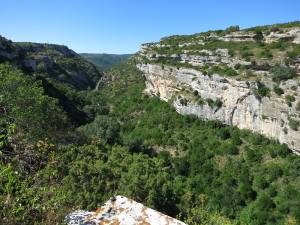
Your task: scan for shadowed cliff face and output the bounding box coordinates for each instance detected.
[0,36,103,90]
[136,24,300,154]
[0,35,104,124]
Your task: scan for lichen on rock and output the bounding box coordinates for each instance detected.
[66,196,186,225]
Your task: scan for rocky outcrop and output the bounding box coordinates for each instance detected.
[138,63,300,154]
[142,48,250,68]
[66,196,186,225]
[216,27,300,44]
[0,35,103,90]
[264,28,300,44]
[136,23,300,154]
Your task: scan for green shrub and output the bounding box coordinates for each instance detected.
[259,49,273,59]
[225,25,240,33]
[234,63,241,70]
[270,65,297,82]
[215,98,223,108]
[270,27,280,32]
[285,95,296,107]
[273,85,284,95]
[206,98,214,107]
[78,115,120,144]
[209,65,238,77]
[254,30,264,42]
[184,206,233,225]
[180,98,188,106]
[241,50,254,59]
[287,46,300,59]
[228,49,235,57]
[288,118,299,131]
[255,82,270,97]
[268,144,290,158]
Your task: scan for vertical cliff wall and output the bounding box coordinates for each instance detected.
[138,64,300,154]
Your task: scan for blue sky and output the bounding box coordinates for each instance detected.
[1,0,299,54]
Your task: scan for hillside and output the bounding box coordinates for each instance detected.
[0,35,104,124]
[0,36,103,90]
[0,22,300,225]
[136,21,300,154]
[80,53,132,70]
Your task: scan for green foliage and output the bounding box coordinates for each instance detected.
[225,25,240,33]
[1,144,180,223]
[254,30,264,42]
[0,123,15,150]
[180,98,188,106]
[82,91,109,120]
[206,98,223,108]
[270,65,297,83]
[273,85,284,95]
[97,63,300,225]
[208,65,238,77]
[1,61,300,225]
[0,63,68,141]
[285,95,296,107]
[288,118,299,131]
[184,206,235,225]
[78,115,120,144]
[287,45,300,59]
[259,48,273,59]
[254,82,270,97]
[241,50,254,59]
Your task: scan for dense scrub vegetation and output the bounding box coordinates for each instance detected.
[1,60,300,225]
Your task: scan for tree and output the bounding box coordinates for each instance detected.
[0,63,68,141]
[225,25,240,33]
[78,115,120,144]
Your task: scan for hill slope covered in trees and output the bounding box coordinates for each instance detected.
[0,22,300,225]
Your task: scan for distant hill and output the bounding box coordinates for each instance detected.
[80,53,132,70]
[0,36,103,90]
[0,35,104,125]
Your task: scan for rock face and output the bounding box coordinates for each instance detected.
[136,23,300,154]
[66,196,186,225]
[138,63,300,154]
[264,27,300,44]
[216,27,300,44]
[0,35,103,90]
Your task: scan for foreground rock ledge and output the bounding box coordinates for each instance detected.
[66,195,186,225]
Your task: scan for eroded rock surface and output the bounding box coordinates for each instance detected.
[138,64,300,154]
[136,23,300,154]
[66,196,186,225]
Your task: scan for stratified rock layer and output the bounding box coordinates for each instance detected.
[66,196,186,225]
[138,64,300,154]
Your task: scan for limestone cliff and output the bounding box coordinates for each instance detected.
[66,196,186,225]
[136,22,300,154]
